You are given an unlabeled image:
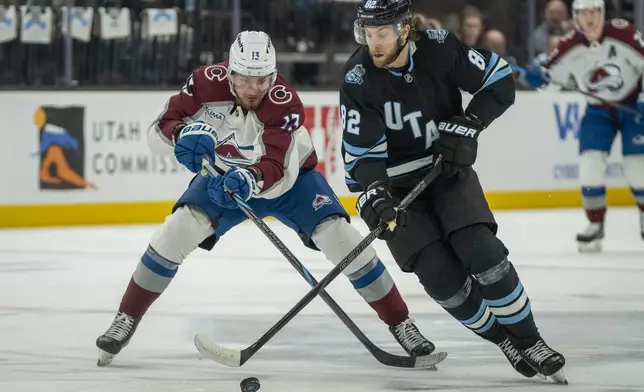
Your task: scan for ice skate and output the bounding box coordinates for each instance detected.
[496,338,541,379]
[96,311,141,366]
[389,318,436,357]
[576,222,604,252]
[519,338,567,384]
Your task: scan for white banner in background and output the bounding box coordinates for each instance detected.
[0,90,630,207]
[0,6,18,43]
[99,7,130,40]
[473,91,626,192]
[61,7,94,43]
[20,6,53,44]
[143,8,178,37]
[1,92,192,206]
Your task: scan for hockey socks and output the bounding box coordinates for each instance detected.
[433,277,503,342]
[347,257,408,326]
[473,258,538,348]
[582,185,607,223]
[119,246,180,317]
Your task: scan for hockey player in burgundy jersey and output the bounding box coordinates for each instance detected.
[95,31,436,367]
[524,0,644,251]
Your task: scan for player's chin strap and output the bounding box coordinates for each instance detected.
[385,42,413,77]
[388,37,409,65]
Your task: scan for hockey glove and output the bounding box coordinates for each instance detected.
[522,64,550,89]
[435,116,483,177]
[208,166,260,209]
[173,121,218,173]
[356,181,400,240]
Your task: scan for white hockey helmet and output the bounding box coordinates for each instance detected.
[228,31,277,78]
[572,0,605,29]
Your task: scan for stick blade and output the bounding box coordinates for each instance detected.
[413,351,449,369]
[194,334,242,367]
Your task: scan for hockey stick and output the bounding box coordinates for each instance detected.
[511,64,644,121]
[193,156,446,367]
[195,159,446,369]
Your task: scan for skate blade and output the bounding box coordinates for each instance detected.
[97,349,115,367]
[549,369,568,384]
[577,240,602,253]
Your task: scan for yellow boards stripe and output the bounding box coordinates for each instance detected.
[0,188,635,228]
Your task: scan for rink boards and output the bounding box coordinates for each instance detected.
[0,90,634,228]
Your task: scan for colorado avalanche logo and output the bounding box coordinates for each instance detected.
[312,194,332,211]
[584,64,624,93]
[205,64,228,82]
[215,133,253,167]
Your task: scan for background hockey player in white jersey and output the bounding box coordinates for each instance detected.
[523,0,644,251]
[94,30,436,366]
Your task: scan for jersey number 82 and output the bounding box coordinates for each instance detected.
[340,104,361,135]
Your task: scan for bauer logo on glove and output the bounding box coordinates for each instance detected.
[173,121,219,174]
[437,120,480,138]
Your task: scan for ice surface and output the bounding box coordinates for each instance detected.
[1,208,643,392]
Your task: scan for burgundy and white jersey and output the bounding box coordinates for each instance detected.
[545,19,644,105]
[147,61,317,199]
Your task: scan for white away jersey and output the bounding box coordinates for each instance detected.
[147,62,317,199]
[545,19,644,105]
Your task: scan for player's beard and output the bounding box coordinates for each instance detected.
[238,93,266,110]
[370,48,399,68]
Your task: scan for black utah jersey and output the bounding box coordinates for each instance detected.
[340,29,515,191]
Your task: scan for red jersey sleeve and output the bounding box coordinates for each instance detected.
[604,19,644,57]
[252,76,309,193]
[152,63,231,145]
[545,30,585,68]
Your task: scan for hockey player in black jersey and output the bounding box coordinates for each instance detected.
[340,0,567,383]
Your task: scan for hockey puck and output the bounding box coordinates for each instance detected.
[240,377,260,392]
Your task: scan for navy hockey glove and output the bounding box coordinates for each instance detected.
[173,121,218,173]
[435,116,483,177]
[522,64,550,89]
[208,166,259,209]
[356,181,400,240]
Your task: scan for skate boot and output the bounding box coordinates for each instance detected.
[96,311,141,366]
[496,338,539,378]
[519,338,567,384]
[576,221,604,252]
[389,318,436,356]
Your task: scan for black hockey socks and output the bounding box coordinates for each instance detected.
[449,225,540,348]
[472,259,539,348]
[411,241,504,343]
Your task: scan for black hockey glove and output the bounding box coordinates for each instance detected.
[435,116,483,177]
[356,181,401,240]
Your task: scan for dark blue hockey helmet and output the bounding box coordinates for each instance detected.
[354,0,413,45]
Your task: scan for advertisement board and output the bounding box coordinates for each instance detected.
[0,90,634,227]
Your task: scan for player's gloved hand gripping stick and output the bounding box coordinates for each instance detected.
[194,156,446,368]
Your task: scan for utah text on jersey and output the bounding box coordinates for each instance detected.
[339,29,514,190]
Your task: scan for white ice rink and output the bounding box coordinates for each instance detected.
[1,208,643,392]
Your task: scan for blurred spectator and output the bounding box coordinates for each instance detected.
[459,5,485,47]
[532,0,572,54]
[481,29,517,64]
[535,34,564,64]
[606,0,635,22]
